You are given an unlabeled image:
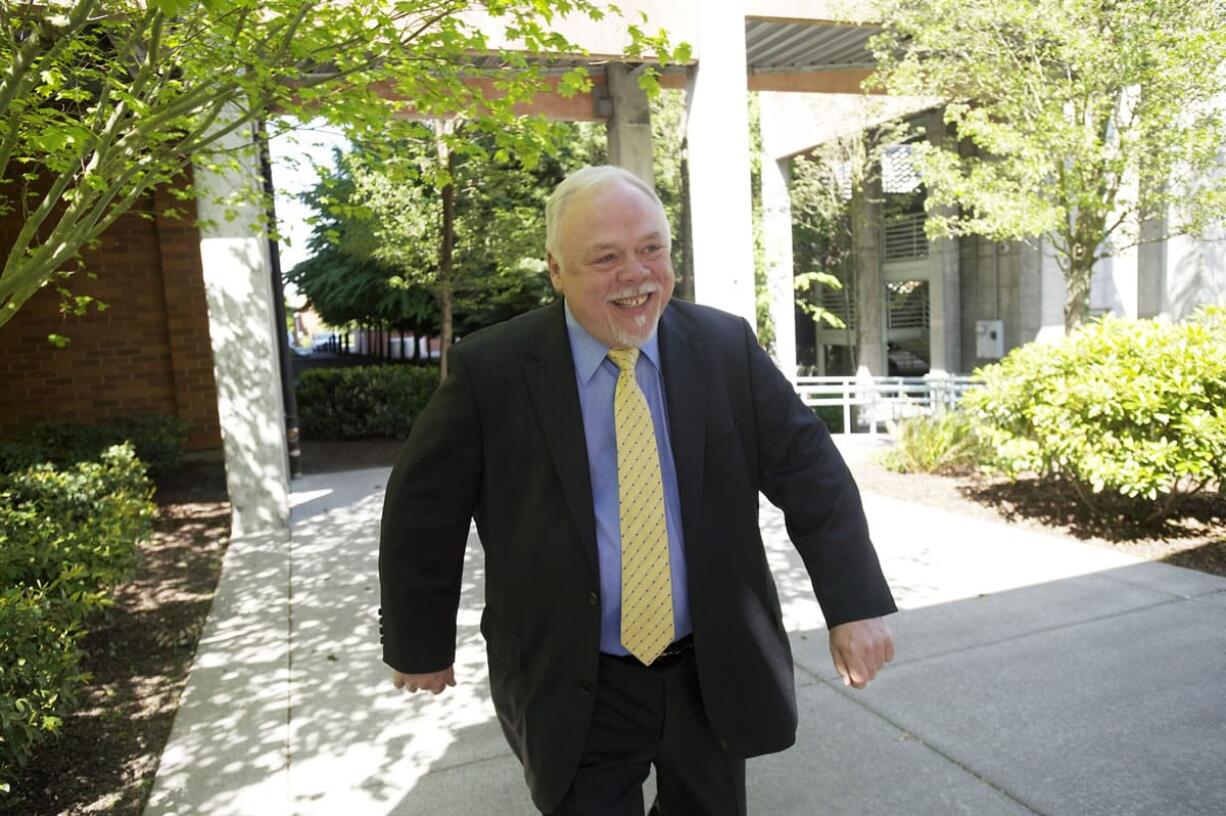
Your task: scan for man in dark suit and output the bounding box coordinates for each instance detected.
[379,166,896,815]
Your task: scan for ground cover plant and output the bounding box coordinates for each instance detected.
[0,458,229,815]
[882,411,985,476]
[0,445,156,797]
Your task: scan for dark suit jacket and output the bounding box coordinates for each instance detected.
[379,298,895,812]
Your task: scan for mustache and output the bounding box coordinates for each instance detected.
[605,283,661,302]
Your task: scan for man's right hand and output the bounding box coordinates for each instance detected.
[392,666,455,695]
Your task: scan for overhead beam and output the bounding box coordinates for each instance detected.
[748,67,878,94]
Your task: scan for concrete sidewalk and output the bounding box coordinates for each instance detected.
[146,437,1226,815]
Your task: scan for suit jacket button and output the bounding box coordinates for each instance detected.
[588,592,598,607]
[580,681,594,695]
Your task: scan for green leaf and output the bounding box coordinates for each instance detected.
[149,0,195,15]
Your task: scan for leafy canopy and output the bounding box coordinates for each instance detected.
[0,0,685,329]
[869,0,1226,328]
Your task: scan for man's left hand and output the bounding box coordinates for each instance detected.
[828,617,894,689]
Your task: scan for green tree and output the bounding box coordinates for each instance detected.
[292,120,604,376]
[789,115,911,370]
[870,0,1226,330]
[287,145,438,343]
[0,0,683,331]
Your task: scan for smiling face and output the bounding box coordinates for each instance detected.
[547,180,675,349]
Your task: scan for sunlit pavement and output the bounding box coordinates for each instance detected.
[146,436,1226,816]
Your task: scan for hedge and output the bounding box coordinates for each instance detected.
[297,364,440,440]
[963,305,1226,521]
[0,414,187,476]
[0,445,155,795]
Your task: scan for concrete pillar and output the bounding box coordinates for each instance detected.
[194,119,291,538]
[605,63,654,184]
[927,223,960,374]
[1137,211,1167,319]
[1017,236,1066,346]
[853,170,885,375]
[922,115,961,374]
[760,155,797,378]
[758,95,800,378]
[684,2,757,328]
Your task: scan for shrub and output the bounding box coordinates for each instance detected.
[963,306,1226,521]
[813,405,845,435]
[0,440,47,474]
[882,411,985,475]
[297,364,440,440]
[0,445,155,601]
[0,445,155,791]
[0,581,90,795]
[0,415,188,475]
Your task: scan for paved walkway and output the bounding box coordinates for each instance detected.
[146,437,1226,815]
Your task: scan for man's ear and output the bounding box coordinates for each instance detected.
[546,252,564,292]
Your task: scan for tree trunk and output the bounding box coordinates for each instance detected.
[437,127,457,382]
[1064,249,1094,332]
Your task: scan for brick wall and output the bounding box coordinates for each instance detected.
[0,178,223,451]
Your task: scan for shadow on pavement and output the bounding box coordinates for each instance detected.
[147,468,1226,816]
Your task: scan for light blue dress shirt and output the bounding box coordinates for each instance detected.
[563,301,692,655]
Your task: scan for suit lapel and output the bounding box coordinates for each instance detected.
[523,301,599,577]
[659,304,705,553]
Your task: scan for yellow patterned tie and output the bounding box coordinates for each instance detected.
[608,347,674,665]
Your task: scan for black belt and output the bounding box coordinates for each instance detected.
[605,634,694,667]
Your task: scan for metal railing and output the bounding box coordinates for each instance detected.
[886,280,930,329]
[882,212,928,262]
[795,374,979,434]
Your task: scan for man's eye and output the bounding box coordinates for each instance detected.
[594,254,617,264]
[642,244,663,256]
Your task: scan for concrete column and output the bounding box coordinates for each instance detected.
[853,171,885,375]
[760,155,797,377]
[927,224,960,374]
[1017,236,1066,346]
[1137,210,1167,319]
[605,63,654,184]
[922,115,960,375]
[684,2,756,328]
[194,119,291,538]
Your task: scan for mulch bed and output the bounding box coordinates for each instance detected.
[7,437,1222,814]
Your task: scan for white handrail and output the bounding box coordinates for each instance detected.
[794,374,979,434]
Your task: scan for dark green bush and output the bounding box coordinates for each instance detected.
[0,444,155,793]
[882,411,985,475]
[963,305,1226,521]
[0,414,187,475]
[812,405,845,434]
[297,364,440,440]
[0,440,47,474]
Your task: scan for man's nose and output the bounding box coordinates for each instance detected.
[617,258,650,282]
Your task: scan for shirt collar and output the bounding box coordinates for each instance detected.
[563,299,660,385]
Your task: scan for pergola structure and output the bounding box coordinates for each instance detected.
[196,0,911,538]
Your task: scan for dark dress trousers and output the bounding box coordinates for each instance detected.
[379,298,896,812]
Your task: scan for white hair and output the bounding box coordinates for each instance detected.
[544,165,669,261]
